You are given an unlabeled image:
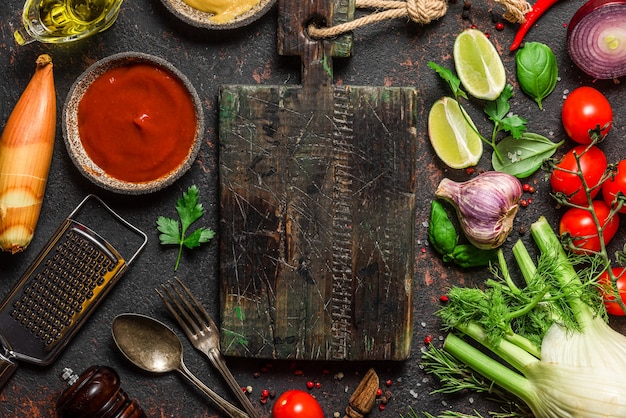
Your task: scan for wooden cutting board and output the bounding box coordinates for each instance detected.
[218,0,418,361]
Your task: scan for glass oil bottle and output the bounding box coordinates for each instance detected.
[14,0,124,45]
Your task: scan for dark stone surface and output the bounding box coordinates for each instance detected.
[0,0,625,416]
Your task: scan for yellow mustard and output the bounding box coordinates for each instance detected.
[183,0,261,23]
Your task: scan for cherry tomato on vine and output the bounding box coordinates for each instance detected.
[550,145,607,205]
[602,159,626,214]
[597,267,626,316]
[559,200,619,254]
[272,390,324,418]
[562,86,613,144]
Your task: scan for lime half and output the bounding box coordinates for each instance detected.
[454,29,506,101]
[428,96,483,169]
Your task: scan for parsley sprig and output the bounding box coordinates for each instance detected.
[157,185,215,271]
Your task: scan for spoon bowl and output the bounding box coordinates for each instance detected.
[112,313,181,374]
[111,313,247,418]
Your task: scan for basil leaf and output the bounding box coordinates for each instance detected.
[515,42,558,110]
[428,200,458,256]
[443,244,497,268]
[492,132,564,179]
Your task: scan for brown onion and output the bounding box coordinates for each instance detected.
[567,0,626,80]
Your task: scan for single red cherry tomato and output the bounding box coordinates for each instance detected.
[562,86,613,144]
[272,390,324,418]
[559,200,619,254]
[597,267,626,316]
[602,159,626,214]
[550,145,607,205]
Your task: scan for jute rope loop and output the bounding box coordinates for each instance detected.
[308,0,532,39]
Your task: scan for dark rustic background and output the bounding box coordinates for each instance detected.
[0,0,625,416]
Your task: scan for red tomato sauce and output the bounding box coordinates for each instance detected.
[77,63,197,183]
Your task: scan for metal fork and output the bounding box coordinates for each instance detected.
[157,278,260,418]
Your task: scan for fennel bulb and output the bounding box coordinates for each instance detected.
[423,216,626,418]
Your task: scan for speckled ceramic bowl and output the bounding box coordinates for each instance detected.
[63,52,204,195]
[160,0,275,29]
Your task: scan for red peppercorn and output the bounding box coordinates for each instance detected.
[260,397,268,405]
[385,379,393,387]
[306,381,315,390]
[315,382,321,389]
[528,186,535,193]
[424,335,433,345]
[260,389,269,399]
[523,183,530,192]
[465,167,475,175]
[495,22,505,31]
[379,403,386,411]
[294,369,304,376]
[520,199,528,207]
[484,32,491,38]
[376,388,383,397]
[241,387,247,393]
[439,294,449,303]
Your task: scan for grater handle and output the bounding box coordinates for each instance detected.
[0,353,18,391]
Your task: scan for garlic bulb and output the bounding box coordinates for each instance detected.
[435,172,523,249]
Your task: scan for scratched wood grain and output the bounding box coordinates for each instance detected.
[218,0,417,361]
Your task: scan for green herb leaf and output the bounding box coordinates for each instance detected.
[428,200,458,256]
[485,85,527,139]
[156,217,181,245]
[183,227,216,250]
[515,42,558,110]
[157,185,215,271]
[485,84,513,121]
[428,61,468,100]
[492,132,564,178]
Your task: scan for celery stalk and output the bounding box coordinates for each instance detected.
[443,333,535,406]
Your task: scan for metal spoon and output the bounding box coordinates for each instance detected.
[111,313,248,418]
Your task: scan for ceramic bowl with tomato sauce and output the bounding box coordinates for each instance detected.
[63,52,204,195]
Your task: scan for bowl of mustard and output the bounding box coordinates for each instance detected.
[160,0,276,29]
[63,52,204,195]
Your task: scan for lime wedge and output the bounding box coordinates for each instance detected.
[428,96,483,169]
[454,29,506,101]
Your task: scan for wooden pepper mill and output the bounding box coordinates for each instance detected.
[56,365,146,418]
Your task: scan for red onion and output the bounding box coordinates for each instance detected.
[567,0,626,80]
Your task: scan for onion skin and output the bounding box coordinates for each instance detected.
[0,55,56,254]
[567,0,626,80]
[435,172,523,250]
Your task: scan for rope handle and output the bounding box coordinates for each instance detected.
[308,0,532,39]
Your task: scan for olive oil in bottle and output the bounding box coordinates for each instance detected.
[14,0,124,45]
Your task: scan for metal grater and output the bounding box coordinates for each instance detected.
[0,195,147,390]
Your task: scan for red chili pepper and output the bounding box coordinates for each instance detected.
[509,0,561,51]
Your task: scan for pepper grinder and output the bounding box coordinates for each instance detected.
[56,365,147,418]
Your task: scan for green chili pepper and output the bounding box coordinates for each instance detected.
[428,200,458,256]
[443,244,498,268]
[515,42,558,110]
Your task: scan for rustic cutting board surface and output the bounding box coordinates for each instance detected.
[218,0,418,361]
